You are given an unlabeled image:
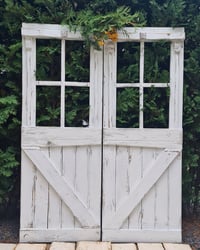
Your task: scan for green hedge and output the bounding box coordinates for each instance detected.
[0,0,200,217]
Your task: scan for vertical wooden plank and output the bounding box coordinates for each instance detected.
[89,47,103,128]
[61,39,65,128]
[139,41,144,129]
[168,154,182,233]
[103,41,117,128]
[21,36,37,233]
[169,41,184,128]
[102,146,116,228]
[87,146,101,226]
[116,146,129,229]
[102,40,117,234]
[75,146,88,205]
[74,146,89,227]
[141,148,156,229]
[33,147,48,229]
[154,149,169,230]
[22,37,36,127]
[128,147,143,229]
[34,166,48,228]
[168,40,183,241]
[62,147,76,228]
[20,151,36,229]
[48,147,62,229]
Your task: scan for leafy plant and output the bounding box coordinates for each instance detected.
[63,6,146,49]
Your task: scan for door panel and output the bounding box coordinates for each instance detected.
[102,40,183,242]
[21,24,184,243]
[20,28,103,242]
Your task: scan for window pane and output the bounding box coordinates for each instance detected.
[65,87,89,127]
[117,42,140,83]
[65,41,90,82]
[144,87,169,128]
[36,86,60,126]
[116,88,139,128]
[144,42,170,83]
[36,39,61,81]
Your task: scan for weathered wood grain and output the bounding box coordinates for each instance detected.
[76,242,111,250]
[24,148,99,228]
[139,41,144,128]
[163,244,192,250]
[22,24,185,41]
[22,127,101,147]
[103,150,179,229]
[15,244,47,250]
[103,128,182,148]
[138,243,164,250]
[50,242,75,250]
[103,40,116,128]
[112,244,137,250]
[20,229,100,242]
[0,244,17,250]
[21,24,184,242]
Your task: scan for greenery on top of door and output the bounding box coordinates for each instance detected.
[0,0,200,217]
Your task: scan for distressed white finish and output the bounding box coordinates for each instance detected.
[21,24,184,242]
[21,23,102,242]
[22,24,185,41]
[22,127,101,147]
[102,30,184,242]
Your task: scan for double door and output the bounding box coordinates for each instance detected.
[21,24,184,242]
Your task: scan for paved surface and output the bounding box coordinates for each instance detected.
[0,242,192,250]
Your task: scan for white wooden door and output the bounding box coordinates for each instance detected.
[20,24,103,242]
[102,30,184,242]
[21,24,184,243]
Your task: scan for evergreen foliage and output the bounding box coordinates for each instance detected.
[0,0,200,216]
[63,6,145,49]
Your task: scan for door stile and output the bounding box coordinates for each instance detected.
[103,41,117,128]
[60,39,65,128]
[102,41,117,237]
[139,41,144,129]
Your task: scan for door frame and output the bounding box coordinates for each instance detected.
[21,23,185,242]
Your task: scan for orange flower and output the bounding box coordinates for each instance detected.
[98,40,104,46]
[105,29,118,42]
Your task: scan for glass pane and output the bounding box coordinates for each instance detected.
[117,42,140,83]
[144,42,170,83]
[116,88,139,128]
[65,41,90,82]
[144,87,169,128]
[65,87,89,127]
[36,86,60,126]
[36,39,61,81]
